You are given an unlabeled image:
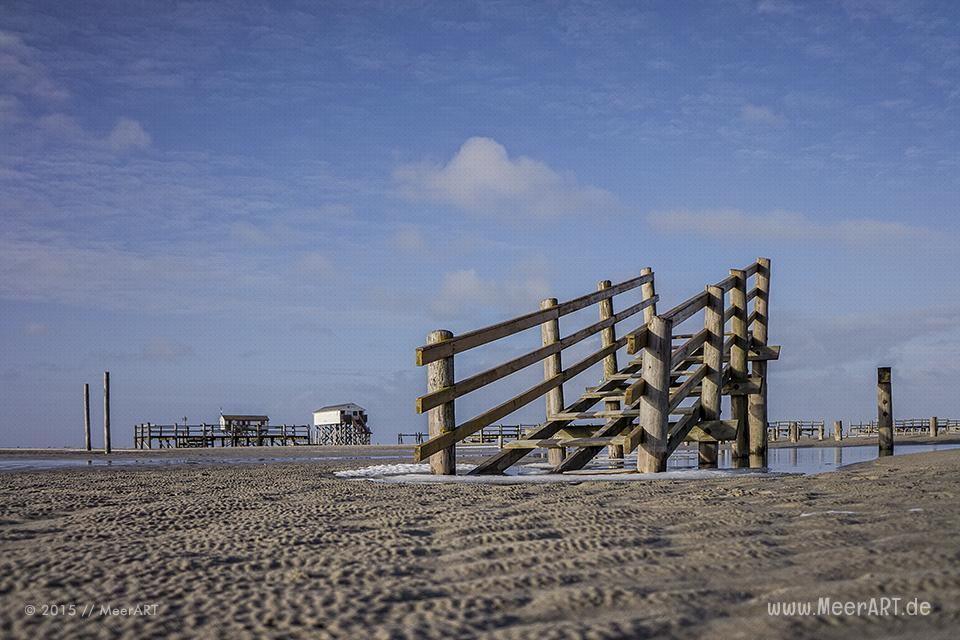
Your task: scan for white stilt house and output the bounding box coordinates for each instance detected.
[313,403,371,445]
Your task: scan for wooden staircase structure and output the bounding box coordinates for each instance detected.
[413,259,777,475]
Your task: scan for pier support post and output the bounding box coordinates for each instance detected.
[540,298,566,467]
[597,280,623,463]
[427,330,456,475]
[930,416,938,438]
[748,257,771,465]
[817,422,825,441]
[103,371,111,454]
[834,420,843,442]
[729,269,749,467]
[699,286,724,468]
[878,367,894,456]
[638,316,672,473]
[789,421,799,443]
[83,383,91,451]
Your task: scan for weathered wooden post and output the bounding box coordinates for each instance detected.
[638,315,672,473]
[817,422,825,441]
[748,257,771,464]
[102,371,111,454]
[597,280,623,463]
[540,298,566,467]
[698,286,724,468]
[83,383,92,451]
[427,329,456,475]
[930,416,938,438]
[789,421,799,443]
[729,268,749,467]
[834,420,843,442]
[878,367,894,456]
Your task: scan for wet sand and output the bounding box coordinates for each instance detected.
[1,447,959,639]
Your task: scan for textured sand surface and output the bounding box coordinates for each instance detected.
[2,448,959,639]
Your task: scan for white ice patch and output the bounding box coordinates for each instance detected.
[798,510,858,517]
[335,464,759,484]
[334,463,477,478]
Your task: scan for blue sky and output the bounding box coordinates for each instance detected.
[1,0,958,447]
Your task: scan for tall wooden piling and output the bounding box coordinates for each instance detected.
[638,316,672,473]
[877,367,894,456]
[834,420,843,442]
[427,330,456,474]
[817,422,825,441]
[540,298,566,466]
[83,383,91,451]
[748,257,771,464]
[103,371,111,454]
[930,416,938,438]
[597,281,623,462]
[699,286,723,468]
[789,421,799,443]
[729,268,749,466]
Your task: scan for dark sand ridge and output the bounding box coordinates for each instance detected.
[1,447,959,639]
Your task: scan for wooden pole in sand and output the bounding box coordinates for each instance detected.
[103,371,111,454]
[597,280,623,463]
[930,416,938,438]
[817,422,825,441]
[834,420,843,442]
[699,286,724,468]
[729,268,749,466]
[540,298,566,467]
[748,257,771,464]
[789,421,799,443]
[83,383,92,451]
[638,315,672,473]
[878,367,894,456]
[427,330,456,475]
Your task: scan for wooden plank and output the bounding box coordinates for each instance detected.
[622,378,646,406]
[662,291,708,325]
[878,366,894,455]
[670,328,708,368]
[668,364,707,414]
[729,269,749,464]
[713,274,737,292]
[416,295,657,412]
[541,298,566,466]
[416,272,653,365]
[685,420,739,442]
[665,401,703,455]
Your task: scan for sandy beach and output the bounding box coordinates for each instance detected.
[2,446,959,639]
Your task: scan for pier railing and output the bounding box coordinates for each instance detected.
[134,423,310,448]
[414,258,778,475]
[849,418,960,436]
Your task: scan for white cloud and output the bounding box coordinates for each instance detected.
[0,30,69,101]
[107,117,151,151]
[431,268,551,318]
[647,209,934,245]
[392,137,617,217]
[741,103,786,126]
[389,227,426,252]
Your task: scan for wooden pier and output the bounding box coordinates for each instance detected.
[134,423,310,448]
[413,258,778,475]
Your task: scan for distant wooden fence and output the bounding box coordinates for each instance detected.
[849,418,960,436]
[399,425,537,446]
[768,420,826,441]
[413,258,778,475]
[134,423,310,448]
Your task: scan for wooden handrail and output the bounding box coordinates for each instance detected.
[415,272,653,366]
[415,295,658,413]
